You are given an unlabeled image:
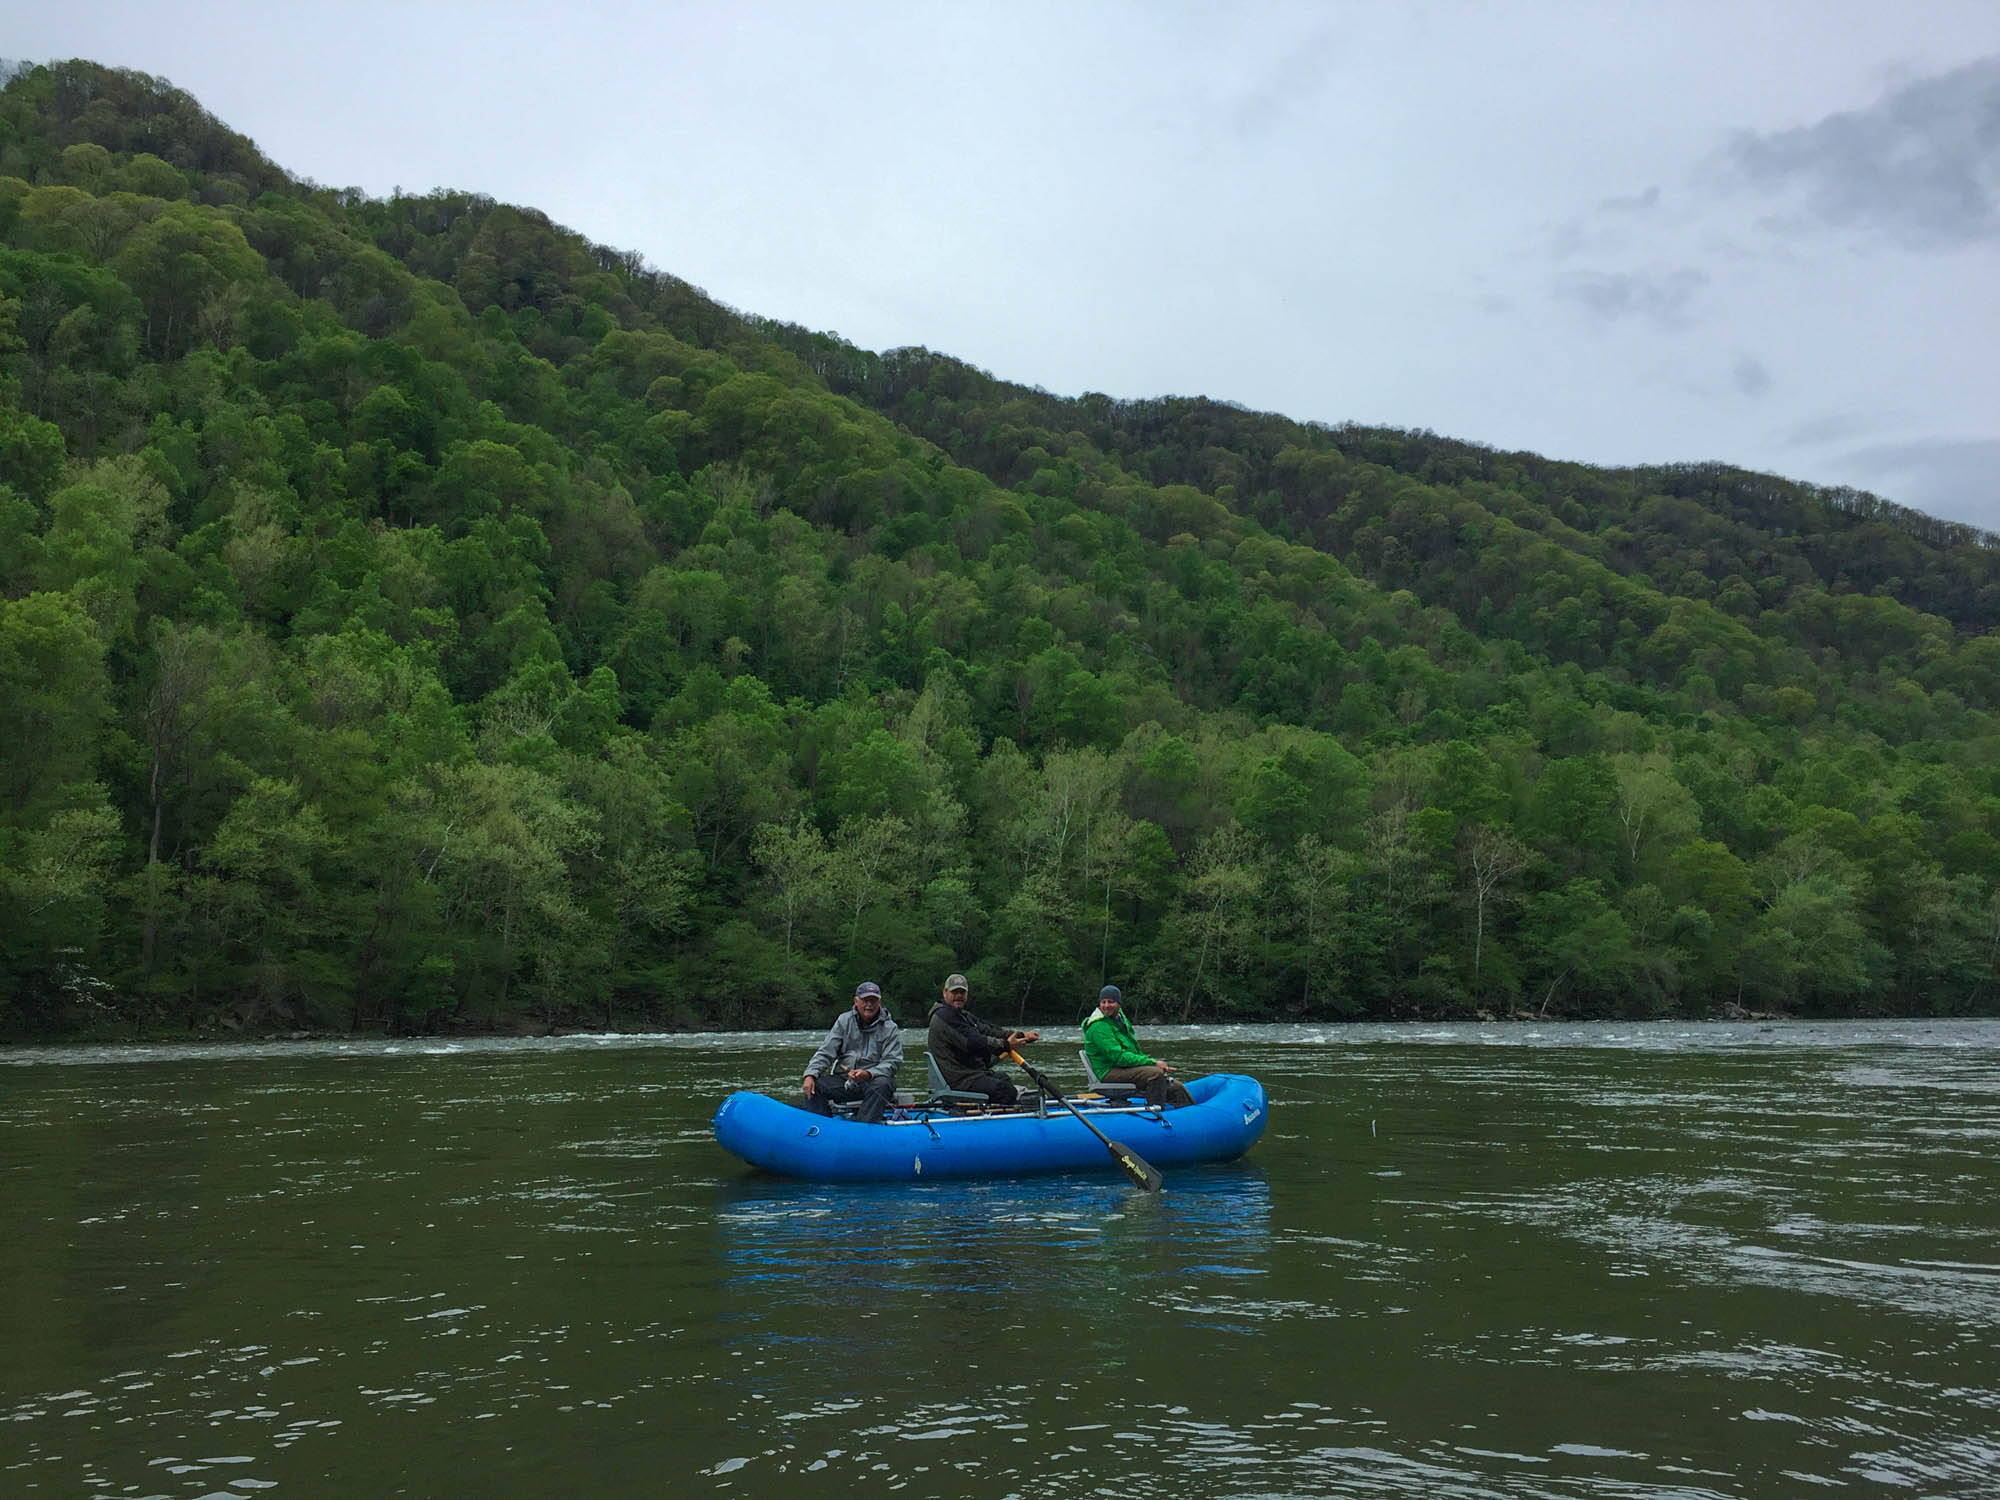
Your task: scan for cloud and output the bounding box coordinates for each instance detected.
[1553,267,1709,328]
[1731,354,1773,398]
[1545,187,1665,262]
[1838,436,2000,529]
[1784,411,1879,448]
[1228,29,1341,139]
[1598,186,1662,216]
[1724,56,2000,250]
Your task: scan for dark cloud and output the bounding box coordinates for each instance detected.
[1725,56,2000,249]
[1840,436,2000,529]
[1553,267,1708,328]
[1731,354,1773,398]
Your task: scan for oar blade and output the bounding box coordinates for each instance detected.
[1109,1139,1163,1193]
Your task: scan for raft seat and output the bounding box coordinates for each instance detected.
[924,1053,990,1106]
[827,1089,917,1118]
[1077,1050,1138,1099]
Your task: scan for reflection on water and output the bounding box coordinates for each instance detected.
[3,1021,1999,1496]
[715,1170,1272,1315]
[709,1169,1275,1427]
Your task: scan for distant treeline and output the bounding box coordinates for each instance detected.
[2,59,1998,1039]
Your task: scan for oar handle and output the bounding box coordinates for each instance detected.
[1006,1048,1051,1091]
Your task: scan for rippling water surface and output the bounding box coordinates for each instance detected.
[4,1020,1998,1497]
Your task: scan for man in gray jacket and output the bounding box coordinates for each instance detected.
[801,980,903,1123]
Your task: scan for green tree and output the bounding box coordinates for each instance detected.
[1740,870,1886,1012]
[191,777,348,1025]
[1523,879,1638,1016]
[0,403,66,502]
[1461,823,1528,998]
[0,790,121,1018]
[752,812,832,958]
[1169,821,1261,1020]
[1611,751,1702,872]
[0,592,106,819]
[112,201,264,357]
[1288,832,1359,1012]
[822,814,916,960]
[400,762,599,1019]
[565,737,692,1021]
[1527,755,1619,872]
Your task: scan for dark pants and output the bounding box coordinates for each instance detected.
[806,1072,896,1124]
[1103,1064,1193,1109]
[955,1071,1018,1106]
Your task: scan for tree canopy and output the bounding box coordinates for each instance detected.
[4,59,1999,1036]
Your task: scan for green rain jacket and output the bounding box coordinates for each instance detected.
[1082,1008,1156,1073]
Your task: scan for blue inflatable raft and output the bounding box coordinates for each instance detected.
[711,1073,1268,1182]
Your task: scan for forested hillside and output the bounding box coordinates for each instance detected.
[4,60,1999,1037]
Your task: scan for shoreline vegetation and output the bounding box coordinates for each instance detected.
[0,995,1814,1048]
[0,980,1840,1048]
[4,60,2000,1042]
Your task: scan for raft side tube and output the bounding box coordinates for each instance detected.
[712,1072,1268,1182]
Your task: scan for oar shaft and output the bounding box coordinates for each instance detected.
[1007,1049,1161,1191]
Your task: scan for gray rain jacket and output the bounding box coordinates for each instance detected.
[805,1008,904,1084]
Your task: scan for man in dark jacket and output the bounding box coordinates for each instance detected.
[927,972,1038,1106]
[1081,984,1192,1108]
[801,980,903,1124]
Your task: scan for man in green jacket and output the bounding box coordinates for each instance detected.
[1081,985,1192,1108]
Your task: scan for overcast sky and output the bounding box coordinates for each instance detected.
[12,2,2000,529]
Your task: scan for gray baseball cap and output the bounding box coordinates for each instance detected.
[944,973,969,991]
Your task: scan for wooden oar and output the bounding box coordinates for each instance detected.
[1007,1049,1162,1192]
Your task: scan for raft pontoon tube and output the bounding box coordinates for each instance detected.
[711,1072,1267,1182]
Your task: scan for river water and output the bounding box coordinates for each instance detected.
[3,1020,1998,1498]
